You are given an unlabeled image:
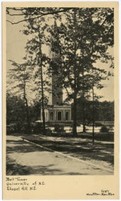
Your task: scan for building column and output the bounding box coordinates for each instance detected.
[54,110,57,121]
[63,109,66,121]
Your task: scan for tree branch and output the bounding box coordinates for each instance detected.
[7,13,25,16]
[7,19,27,25]
[7,8,72,25]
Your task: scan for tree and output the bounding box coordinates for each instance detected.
[7,8,54,133]
[7,59,34,133]
[6,7,72,25]
[99,101,114,121]
[22,15,52,134]
[56,8,114,136]
[7,93,26,133]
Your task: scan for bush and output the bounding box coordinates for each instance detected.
[95,122,103,126]
[45,128,52,135]
[100,125,109,133]
[31,122,43,134]
[54,125,64,133]
[7,124,17,134]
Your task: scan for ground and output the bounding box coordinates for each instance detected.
[6,134,114,175]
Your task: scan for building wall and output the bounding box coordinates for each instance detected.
[40,106,72,123]
[48,106,72,122]
[52,75,63,105]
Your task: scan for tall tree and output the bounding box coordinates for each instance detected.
[57,8,114,136]
[21,13,53,134]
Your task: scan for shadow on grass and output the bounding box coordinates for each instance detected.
[6,135,114,168]
[25,137,114,165]
[6,139,47,154]
[6,162,85,175]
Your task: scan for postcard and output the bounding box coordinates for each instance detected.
[2,1,119,199]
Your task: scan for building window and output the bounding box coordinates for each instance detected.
[50,112,53,121]
[66,111,69,120]
[58,111,61,121]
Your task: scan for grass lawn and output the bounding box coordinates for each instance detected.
[23,132,114,166]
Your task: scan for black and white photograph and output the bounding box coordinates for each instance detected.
[6,5,115,176]
[2,1,119,200]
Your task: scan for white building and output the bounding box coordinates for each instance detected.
[40,21,72,126]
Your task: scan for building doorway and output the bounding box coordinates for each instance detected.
[58,111,61,121]
[65,111,69,120]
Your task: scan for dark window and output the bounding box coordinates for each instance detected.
[58,112,61,120]
[66,111,69,120]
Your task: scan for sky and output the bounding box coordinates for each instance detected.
[6,13,114,102]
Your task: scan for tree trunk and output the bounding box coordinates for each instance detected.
[23,80,30,133]
[82,65,86,133]
[73,92,77,136]
[24,96,30,133]
[72,9,78,137]
[82,99,86,133]
[92,87,95,144]
[38,29,46,134]
[40,62,46,133]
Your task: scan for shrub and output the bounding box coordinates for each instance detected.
[31,122,43,134]
[100,125,109,133]
[45,128,52,135]
[54,125,64,133]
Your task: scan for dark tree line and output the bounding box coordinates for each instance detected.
[7,94,41,133]
[72,99,114,124]
[7,93,114,133]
